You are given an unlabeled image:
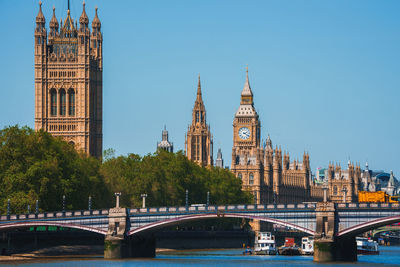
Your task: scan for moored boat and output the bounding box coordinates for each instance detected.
[242,246,253,255]
[254,232,277,255]
[278,237,301,255]
[356,237,379,255]
[300,236,314,255]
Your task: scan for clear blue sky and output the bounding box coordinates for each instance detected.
[0,0,399,176]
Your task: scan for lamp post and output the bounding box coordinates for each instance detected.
[7,199,10,219]
[323,185,328,203]
[342,187,348,203]
[141,194,148,208]
[35,200,39,215]
[207,191,210,207]
[88,196,92,211]
[114,192,121,208]
[185,189,189,209]
[62,195,66,214]
[27,205,30,214]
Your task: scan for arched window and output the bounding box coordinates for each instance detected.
[333,186,338,195]
[50,89,57,116]
[59,89,66,115]
[200,112,204,122]
[68,141,75,147]
[195,111,199,122]
[238,173,242,180]
[68,89,75,116]
[249,173,254,185]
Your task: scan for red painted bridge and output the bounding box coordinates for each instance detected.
[0,202,399,239]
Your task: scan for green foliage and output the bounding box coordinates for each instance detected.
[0,126,251,215]
[0,125,111,214]
[101,150,252,207]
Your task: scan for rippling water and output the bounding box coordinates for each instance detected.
[2,246,400,266]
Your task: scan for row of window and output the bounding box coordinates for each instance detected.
[49,71,76,78]
[333,185,348,195]
[50,89,75,116]
[49,124,77,132]
[237,118,251,123]
[237,173,254,185]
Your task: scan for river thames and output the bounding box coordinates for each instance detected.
[1,246,399,267]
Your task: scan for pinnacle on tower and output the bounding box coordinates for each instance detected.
[80,1,89,26]
[36,1,45,24]
[240,65,254,106]
[241,65,253,97]
[197,74,203,101]
[92,6,101,30]
[50,7,59,30]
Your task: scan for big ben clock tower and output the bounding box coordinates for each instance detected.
[232,67,261,150]
[231,67,264,204]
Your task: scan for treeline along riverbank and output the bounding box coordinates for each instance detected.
[0,126,252,215]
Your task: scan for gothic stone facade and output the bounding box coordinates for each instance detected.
[34,2,102,157]
[185,76,213,167]
[327,163,361,203]
[231,69,324,207]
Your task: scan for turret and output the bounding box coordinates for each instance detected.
[49,7,59,37]
[91,7,102,61]
[273,148,282,200]
[78,2,90,54]
[35,1,47,61]
[35,1,45,32]
[79,2,89,30]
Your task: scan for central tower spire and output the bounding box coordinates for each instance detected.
[185,75,213,167]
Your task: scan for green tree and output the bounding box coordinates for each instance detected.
[0,125,111,214]
[101,150,252,208]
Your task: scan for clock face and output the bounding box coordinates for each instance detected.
[238,127,251,140]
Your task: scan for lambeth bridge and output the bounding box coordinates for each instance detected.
[1,199,400,262]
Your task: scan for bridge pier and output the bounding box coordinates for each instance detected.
[313,202,357,262]
[104,198,155,259]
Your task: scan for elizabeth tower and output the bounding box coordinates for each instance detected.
[34,2,103,157]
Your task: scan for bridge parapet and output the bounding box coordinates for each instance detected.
[128,203,317,214]
[0,209,109,222]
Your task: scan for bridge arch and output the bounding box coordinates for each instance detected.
[338,215,400,238]
[0,221,107,235]
[128,213,315,236]
[372,226,400,237]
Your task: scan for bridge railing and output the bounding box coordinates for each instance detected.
[0,209,109,222]
[337,203,400,209]
[128,203,317,214]
[4,202,397,221]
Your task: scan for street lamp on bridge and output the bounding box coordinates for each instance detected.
[7,199,10,219]
[88,196,92,211]
[115,192,122,208]
[342,187,348,203]
[141,193,148,208]
[323,184,328,202]
[62,195,66,213]
[185,189,189,209]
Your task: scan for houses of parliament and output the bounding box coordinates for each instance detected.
[34,2,362,207]
[183,68,363,208]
